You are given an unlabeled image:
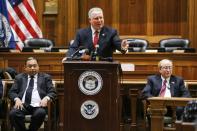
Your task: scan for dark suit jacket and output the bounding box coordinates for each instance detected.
[0,79,3,98]
[8,73,56,102]
[141,74,190,100]
[67,26,124,58]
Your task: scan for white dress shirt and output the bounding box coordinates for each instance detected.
[91,26,100,42]
[161,76,171,97]
[22,74,41,107]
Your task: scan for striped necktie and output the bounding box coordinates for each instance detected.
[159,79,167,97]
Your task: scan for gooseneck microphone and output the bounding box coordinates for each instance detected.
[71,46,85,58]
[66,46,90,61]
[79,48,89,55]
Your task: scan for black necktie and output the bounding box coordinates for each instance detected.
[25,76,34,105]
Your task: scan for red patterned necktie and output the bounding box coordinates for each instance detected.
[159,79,167,97]
[93,31,99,48]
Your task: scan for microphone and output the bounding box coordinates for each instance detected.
[70,46,85,58]
[79,48,89,55]
[67,47,89,61]
[91,45,99,61]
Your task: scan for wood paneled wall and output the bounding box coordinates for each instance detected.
[189,0,197,49]
[154,0,187,35]
[33,0,197,48]
[119,0,147,35]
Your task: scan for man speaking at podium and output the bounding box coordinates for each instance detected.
[66,7,128,61]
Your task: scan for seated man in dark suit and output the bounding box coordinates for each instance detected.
[9,57,56,131]
[5,67,18,79]
[141,59,190,122]
[66,7,128,60]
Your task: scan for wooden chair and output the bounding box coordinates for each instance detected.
[23,38,54,52]
[3,72,13,80]
[8,80,57,131]
[143,100,176,131]
[24,80,57,131]
[23,102,53,131]
[0,80,11,131]
[159,38,190,52]
[124,38,149,52]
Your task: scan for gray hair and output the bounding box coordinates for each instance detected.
[158,59,173,68]
[88,7,103,19]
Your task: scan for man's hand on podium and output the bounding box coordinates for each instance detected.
[81,54,91,61]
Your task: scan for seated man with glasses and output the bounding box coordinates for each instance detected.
[141,59,190,126]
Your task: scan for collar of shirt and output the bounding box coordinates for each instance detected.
[91,26,100,36]
[26,73,41,107]
[161,76,170,86]
[161,76,171,97]
[161,76,170,89]
[28,73,38,79]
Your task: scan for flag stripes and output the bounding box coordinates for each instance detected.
[6,0,42,50]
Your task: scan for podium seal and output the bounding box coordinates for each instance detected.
[80,100,99,119]
[78,71,103,95]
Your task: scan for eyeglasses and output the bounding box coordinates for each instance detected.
[161,66,172,70]
[26,64,38,68]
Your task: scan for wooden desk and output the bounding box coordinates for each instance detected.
[114,52,197,80]
[120,80,146,131]
[147,97,197,131]
[0,52,65,79]
[1,52,197,80]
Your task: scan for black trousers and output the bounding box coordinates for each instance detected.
[9,104,47,131]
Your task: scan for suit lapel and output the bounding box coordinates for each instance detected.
[22,74,28,93]
[86,26,108,51]
[37,73,42,92]
[169,77,175,96]
[98,27,107,49]
[86,27,94,50]
[156,75,162,92]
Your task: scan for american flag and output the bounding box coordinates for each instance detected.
[0,0,42,50]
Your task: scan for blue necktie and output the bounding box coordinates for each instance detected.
[25,76,34,105]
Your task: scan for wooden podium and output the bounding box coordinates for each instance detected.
[63,61,121,131]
